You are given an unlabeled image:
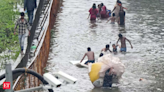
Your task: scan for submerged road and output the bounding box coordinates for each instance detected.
[47,0,164,92]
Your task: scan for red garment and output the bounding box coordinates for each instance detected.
[89,8,98,20]
[100,6,108,18]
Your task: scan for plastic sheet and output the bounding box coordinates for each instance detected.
[89,54,125,87]
[98,54,125,80]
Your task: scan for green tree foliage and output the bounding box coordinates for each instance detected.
[0,0,22,67]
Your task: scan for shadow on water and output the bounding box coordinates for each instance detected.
[118,25,126,33]
[89,20,97,29]
[90,87,121,92]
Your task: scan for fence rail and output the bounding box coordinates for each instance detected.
[13,0,61,91]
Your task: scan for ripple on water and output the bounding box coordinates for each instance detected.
[47,0,164,91]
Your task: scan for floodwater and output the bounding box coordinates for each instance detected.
[47,0,164,92]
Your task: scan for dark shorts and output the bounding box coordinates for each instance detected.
[85,60,95,64]
[120,48,126,52]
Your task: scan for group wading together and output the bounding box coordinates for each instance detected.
[80,33,133,65]
[89,0,126,25]
[82,0,132,65]
[80,0,132,87]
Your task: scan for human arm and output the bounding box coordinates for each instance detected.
[125,38,133,49]
[109,49,112,53]
[14,20,18,35]
[106,17,111,23]
[24,0,27,11]
[111,6,116,13]
[87,14,90,19]
[25,19,31,36]
[116,38,120,44]
[108,67,114,75]
[34,0,37,9]
[88,9,91,19]
[116,44,121,48]
[101,48,104,53]
[80,53,86,63]
[123,7,127,10]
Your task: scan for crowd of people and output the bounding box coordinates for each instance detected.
[82,0,130,65]
[14,0,37,55]
[80,33,133,65]
[88,0,126,25]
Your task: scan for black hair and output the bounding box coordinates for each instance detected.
[101,3,104,6]
[112,44,115,46]
[99,53,104,57]
[117,0,121,4]
[118,33,123,38]
[112,13,115,16]
[92,3,96,9]
[106,44,109,48]
[20,12,25,16]
[87,47,91,51]
[98,4,101,12]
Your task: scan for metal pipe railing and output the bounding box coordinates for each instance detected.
[0,68,54,92]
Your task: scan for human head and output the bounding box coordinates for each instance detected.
[101,3,104,6]
[112,13,115,17]
[117,0,120,4]
[118,1,122,6]
[118,33,123,38]
[99,53,104,57]
[87,47,91,51]
[106,44,109,49]
[20,12,25,19]
[112,44,116,48]
[98,4,101,8]
[92,3,96,9]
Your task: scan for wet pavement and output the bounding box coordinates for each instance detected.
[47,0,164,92]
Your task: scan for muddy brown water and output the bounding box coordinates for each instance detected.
[47,0,164,92]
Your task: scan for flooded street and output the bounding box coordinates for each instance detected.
[47,0,164,92]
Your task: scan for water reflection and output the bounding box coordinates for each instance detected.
[91,87,120,92]
[89,20,97,28]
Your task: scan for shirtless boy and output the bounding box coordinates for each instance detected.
[116,34,133,52]
[80,47,95,65]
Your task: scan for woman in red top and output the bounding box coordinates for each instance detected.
[89,3,98,20]
[100,3,109,18]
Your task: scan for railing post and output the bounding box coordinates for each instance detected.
[5,64,13,92]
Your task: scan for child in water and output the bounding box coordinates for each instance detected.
[107,13,116,24]
[112,44,120,53]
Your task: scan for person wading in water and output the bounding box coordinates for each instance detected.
[80,47,95,65]
[116,34,133,52]
[88,3,98,21]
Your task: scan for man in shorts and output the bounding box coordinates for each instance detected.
[116,34,133,52]
[80,47,95,65]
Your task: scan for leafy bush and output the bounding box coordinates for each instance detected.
[0,0,23,67]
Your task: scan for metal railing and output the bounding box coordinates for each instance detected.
[13,0,62,91]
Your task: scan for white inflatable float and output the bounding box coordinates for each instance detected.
[70,60,88,68]
[88,54,125,87]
